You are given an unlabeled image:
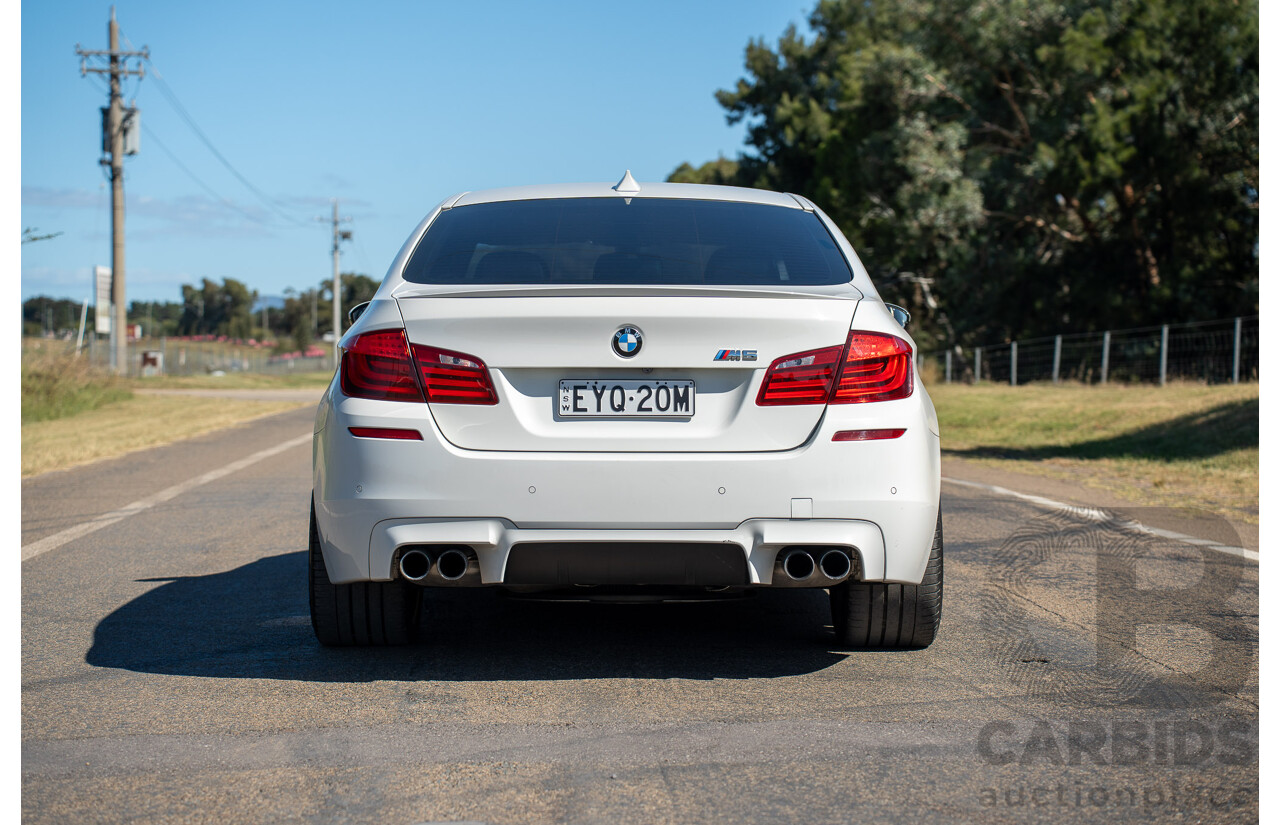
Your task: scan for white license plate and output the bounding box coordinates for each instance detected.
[558,379,695,418]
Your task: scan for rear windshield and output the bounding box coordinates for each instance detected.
[401,197,852,286]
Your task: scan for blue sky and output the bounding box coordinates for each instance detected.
[20,1,814,305]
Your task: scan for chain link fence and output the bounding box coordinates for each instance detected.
[923,317,1258,386]
[76,336,335,377]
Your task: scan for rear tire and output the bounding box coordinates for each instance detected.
[309,500,421,646]
[830,512,942,649]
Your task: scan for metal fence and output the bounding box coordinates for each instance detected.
[77,336,335,377]
[924,317,1259,385]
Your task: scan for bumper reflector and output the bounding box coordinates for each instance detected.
[832,428,906,442]
[348,427,423,440]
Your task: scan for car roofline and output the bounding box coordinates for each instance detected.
[446,181,804,210]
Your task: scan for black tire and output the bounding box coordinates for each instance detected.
[830,512,942,649]
[309,501,422,646]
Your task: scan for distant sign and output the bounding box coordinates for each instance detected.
[139,350,164,378]
[95,266,112,334]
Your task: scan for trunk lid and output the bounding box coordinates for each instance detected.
[396,290,858,452]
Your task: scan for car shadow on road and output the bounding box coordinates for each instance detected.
[86,551,849,682]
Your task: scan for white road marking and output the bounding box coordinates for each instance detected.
[260,616,311,628]
[21,433,313,562]
[942,476,1259,562]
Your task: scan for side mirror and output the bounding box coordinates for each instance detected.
[886,303,910,329]
[348,302,370,324]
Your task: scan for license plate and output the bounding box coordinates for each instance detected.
[558,380,695,418]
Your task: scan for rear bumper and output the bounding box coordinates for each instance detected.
[312,383,941,586]
[371,518,885,587]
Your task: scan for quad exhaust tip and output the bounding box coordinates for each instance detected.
[398,549,432,582]
[437,548,470,581]
[782,549,816,581]
[819,549,852,580]
[778,547,854,584]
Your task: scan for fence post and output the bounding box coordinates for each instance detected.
[1159,324,1169,386]
[1233,317,1242,384]
[1010,342,1018,386]
[974,347,982,383]
[945,350,952,384]
[1101,331,1111,384]
[1052,335,1062,384]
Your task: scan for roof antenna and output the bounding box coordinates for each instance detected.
[613,170,641,195]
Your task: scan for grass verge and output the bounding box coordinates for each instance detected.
[22,395,310,477]
[928,381,1259,524]
[22,352,132,423]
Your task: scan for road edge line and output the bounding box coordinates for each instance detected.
[941,476,1259,562]
[21,433,313,563]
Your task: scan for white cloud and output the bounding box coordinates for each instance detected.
[22,185,298,238]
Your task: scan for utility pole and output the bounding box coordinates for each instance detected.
[319,200,352,367]
[77,8,147,375]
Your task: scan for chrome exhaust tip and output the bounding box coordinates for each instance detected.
[781,549,816,581]
[436,548,470,581]
[398,549,432,582]
[819,549,852,581]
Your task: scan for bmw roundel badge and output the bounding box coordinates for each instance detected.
[612,326,643,358]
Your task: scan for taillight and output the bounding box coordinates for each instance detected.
[341,330,425,402]
[831,333,913,403]
[755,345,844,406]
[756,331,913,406]
[410,344,498,405]
[341,331,499,405]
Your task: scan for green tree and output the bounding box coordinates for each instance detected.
[178,278,259,338]
[127,300,184,337]
[22,296,84,337]
[673,0,1258,348]
[277,273,379,352]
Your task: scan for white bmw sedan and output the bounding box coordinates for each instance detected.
[310,174,942,649]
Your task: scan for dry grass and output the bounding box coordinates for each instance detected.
[22,395,310,477]
[22,349,132,423]
[927,380,1259,523]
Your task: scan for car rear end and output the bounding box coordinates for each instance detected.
[310,181,942,648]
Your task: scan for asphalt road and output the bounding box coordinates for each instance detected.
[21,406,1259,824]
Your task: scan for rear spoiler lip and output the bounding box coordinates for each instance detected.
[389,283,864,301]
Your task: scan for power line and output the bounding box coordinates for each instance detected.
[141,123,274,226]
[105,35,308,231]
[148,67,307,226]
[125,37,309,228]
[353,231,375,276]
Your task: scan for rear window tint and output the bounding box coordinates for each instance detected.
[401,197,852,286]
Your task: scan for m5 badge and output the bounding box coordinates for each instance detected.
[713,349,757,362]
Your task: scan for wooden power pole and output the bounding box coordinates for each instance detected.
[321,200,352,367]
[77,8,147,375]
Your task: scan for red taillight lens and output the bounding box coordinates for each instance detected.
[410,344,498,405]
[831,332,913,403]
[341,330,425,402]
[755,345,845,406]
[756,331,914,406]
